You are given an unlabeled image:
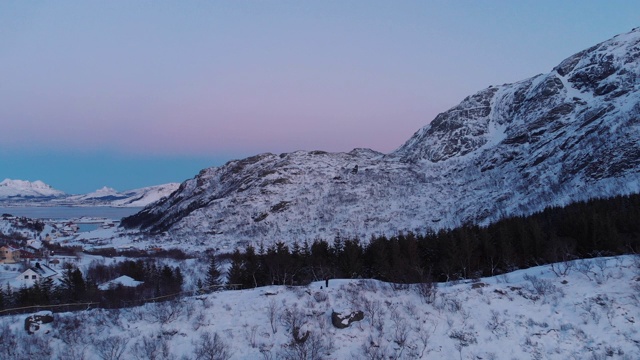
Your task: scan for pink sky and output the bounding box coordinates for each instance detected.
[1,1,639,193]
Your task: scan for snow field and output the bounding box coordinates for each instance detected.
[0,255,638,359]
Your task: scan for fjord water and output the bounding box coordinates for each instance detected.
[0,206,142,220]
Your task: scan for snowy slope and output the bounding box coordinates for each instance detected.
[0,179,65,199]
[1,255,639,359]
[111,183,181,207]
[123,27,640,250]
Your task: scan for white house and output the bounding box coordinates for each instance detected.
[16,262,58,287]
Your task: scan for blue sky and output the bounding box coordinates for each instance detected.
[1,1,639,194]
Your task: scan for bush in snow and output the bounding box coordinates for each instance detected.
[94,335,129,360]
[132,334,171,360]
[449,329,477,360]
[415,279,438,304]
[193,332,231,360]
[523,274,560,298]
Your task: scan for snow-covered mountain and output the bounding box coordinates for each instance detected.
[0,181,179,208]
[63,183,180,207]
[0,179,66,199]
[123,28,640,249]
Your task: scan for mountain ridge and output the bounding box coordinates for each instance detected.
[0,179,179,208]
[122,27,640,249]
[0,178,66,199]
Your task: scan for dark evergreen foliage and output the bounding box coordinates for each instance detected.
[225,194,640,288]
[205,256,222,290]
[3,193,639,313]
[0,260,184,313]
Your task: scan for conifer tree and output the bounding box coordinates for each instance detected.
[205,256,222,290]
[226,249,245,288]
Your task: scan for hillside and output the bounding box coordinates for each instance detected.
[1,256,638,359]
[123,27,640,250]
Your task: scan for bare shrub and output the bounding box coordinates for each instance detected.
[149,300,183,324]
[18,333,53,360]
[57,343,89,360]
[53,314,88,346]
[267,299,278,334]
[442,295,463,313]
[416,280,438,304]
[359,334,389,360]
[523,274,559,297]
[576,259,595,281]
[550,258,575,277]
[390,312,409,359]
[242,323,259,348]
[0,323,19,359]
[594,257,609,279]
[361,297,382,330]
[122,306,146,322]
[449,329,477,360]
[414,322,434,358]
[486,310,507,337]
[280,304,306,337]
[193,332,231,360]
[132,334,171,360]
[192,309,207,331]
[95,335,130,360]
[279,330,333,360]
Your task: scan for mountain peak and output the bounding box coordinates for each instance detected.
[122,28,640,249]
[93,186,118,195]
[0,179,65,198]
[394,27,640,164]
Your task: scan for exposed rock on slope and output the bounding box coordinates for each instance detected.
[123,28,640,249]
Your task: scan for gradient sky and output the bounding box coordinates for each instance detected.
[1,1,639,194]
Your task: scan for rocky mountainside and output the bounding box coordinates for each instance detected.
[122,28,640,249]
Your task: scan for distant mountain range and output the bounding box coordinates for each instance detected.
[122,27,640,250]
[0,179,179,207]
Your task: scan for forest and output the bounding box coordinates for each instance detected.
[223,193,640,287]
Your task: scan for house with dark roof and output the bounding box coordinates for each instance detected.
[16,262,58,287]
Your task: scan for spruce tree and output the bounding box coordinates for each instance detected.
[226,249,245,288]
[205,256,222,290]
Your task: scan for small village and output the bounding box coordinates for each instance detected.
[0,213,117,290]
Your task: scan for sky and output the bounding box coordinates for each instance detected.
[1,1,639,194]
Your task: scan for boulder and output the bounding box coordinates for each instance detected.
[331,310,364,329]
[24,311,54,335]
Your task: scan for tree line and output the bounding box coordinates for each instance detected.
[2,193,639,312]
[222,194,640,288]
[0,260,184,313]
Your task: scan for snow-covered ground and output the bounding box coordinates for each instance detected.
[1,255,638,359]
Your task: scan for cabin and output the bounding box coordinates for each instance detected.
[16,262,58,287]
[0,245,21,264]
